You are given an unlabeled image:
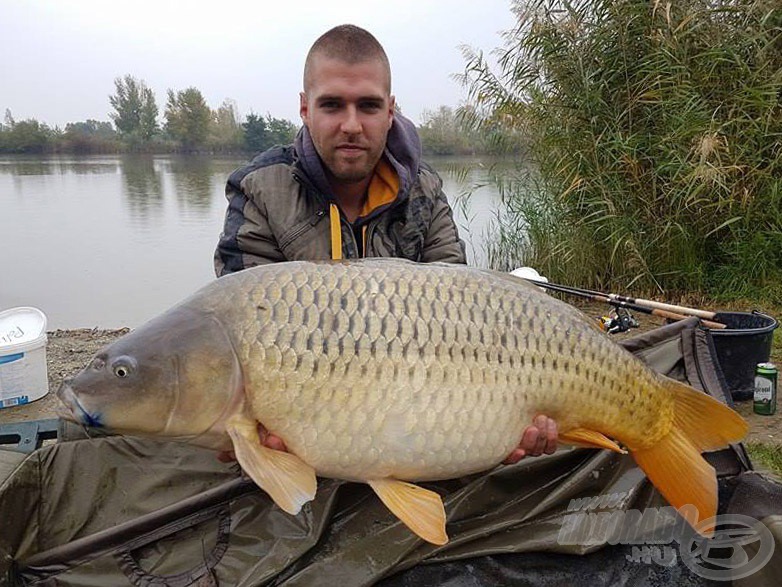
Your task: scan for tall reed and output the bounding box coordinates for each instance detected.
[460,0,782,298]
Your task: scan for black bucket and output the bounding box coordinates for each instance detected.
[709,311,778,401]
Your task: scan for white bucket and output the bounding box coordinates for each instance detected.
[0,307,49,409]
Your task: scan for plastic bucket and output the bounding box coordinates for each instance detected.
[709,311,778,401]
[0,307,49,409]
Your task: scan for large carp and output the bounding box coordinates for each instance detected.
[57,259,747,544]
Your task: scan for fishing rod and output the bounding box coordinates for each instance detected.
[606,292,715,320]
[525,279,717,320]
[521,278,727,330]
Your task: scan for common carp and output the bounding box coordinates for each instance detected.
[57,259,747,545]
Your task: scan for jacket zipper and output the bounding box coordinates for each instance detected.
[277,209,327,250]
[294,165,381,259]
[363,223,375,257]
[339,215,361,259]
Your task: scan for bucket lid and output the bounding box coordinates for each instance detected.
[0,306,48,348]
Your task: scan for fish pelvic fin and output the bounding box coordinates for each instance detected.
[631,379,748,536]
[559,428,626,454]
[226,415,317,515]
[368,479,448,546]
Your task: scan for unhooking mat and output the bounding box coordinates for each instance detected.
[0,318,780,587]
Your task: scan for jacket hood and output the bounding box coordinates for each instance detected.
[294,111,422,202]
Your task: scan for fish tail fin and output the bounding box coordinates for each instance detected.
[631,379,747,535]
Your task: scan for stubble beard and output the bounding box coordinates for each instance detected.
[325,150,382,186]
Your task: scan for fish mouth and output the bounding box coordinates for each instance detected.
[55,382,104,428]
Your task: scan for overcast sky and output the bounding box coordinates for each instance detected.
[1,0,516,129]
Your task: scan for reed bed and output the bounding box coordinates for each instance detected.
[459,0,781,300]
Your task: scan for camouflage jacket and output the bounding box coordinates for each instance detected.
[213,113,466,276]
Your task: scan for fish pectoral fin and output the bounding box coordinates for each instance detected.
[367,478,448,546]
[559,428,626,454]
[226,418,317,515]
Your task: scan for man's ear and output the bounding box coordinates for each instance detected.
[388,95,396,128]
[299,92,309,125]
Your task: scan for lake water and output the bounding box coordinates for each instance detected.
[0,154,506,329]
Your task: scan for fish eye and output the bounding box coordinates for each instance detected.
[111,356,137,379]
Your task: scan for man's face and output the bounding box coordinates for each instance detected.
[300,55,395,187]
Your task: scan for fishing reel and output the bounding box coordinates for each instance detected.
[598,307,640,334]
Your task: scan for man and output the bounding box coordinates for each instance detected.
[214,24,556,461]
[214,25,465,272]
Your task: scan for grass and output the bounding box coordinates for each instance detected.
[745,443,782,480]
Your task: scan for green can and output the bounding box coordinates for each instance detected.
[753,362,777,416]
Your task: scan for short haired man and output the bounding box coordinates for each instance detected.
[215,25,556,463]
[214,24,465,274]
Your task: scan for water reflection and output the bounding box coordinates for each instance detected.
[168,155,217,212]
[0,158,57,176]
[55,158,120,175]
[120,155,163,224]
[0,154,506,328]
[0,156,123,176]
[434,156,512,267]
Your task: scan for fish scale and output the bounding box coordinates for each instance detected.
[58,258,747,544]
[237,262,587,479]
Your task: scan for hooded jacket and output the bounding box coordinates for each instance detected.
[214,113,466,276]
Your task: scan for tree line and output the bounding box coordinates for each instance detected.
[0,75,298,155]
[418,105,527,156]
[1,75,518,156]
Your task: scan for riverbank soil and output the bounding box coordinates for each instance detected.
[0,302,779,449]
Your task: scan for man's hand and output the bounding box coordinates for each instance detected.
[502,415,558,465]
[216,424,287,462]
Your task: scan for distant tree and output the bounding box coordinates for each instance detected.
[418,106,472,155]
[64,120,115,138]
[0,111,9,149]
[242,112,268,152]
[61,120,118,153]
[109,75,158,140]
[139,88,159,140]
[210,99,244,151]
[0,118,54,153]
[242,112,297,153]
[165,87,212,150]
[265,115,297,147]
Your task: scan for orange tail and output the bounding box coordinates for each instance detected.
[631,378,747,534]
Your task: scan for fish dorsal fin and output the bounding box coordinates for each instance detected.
[368,478,448,545]
[559,428,626,454]
[226,415,317,515]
